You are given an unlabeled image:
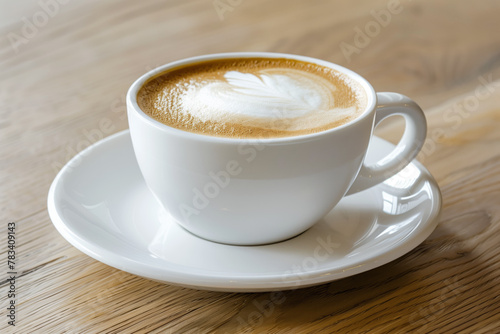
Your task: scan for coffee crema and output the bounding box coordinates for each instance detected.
[137,58,367,139]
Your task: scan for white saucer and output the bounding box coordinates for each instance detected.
[48,130,441,292]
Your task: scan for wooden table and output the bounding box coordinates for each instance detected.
[2,0,500,332]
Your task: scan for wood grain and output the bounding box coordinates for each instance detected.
[1,0,500,333]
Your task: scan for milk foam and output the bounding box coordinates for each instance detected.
[180,69,356,131]
[137,58,367,138]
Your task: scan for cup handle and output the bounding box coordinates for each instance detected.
[346,92,427,195]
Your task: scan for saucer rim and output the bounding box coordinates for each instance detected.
[48,130,442,292]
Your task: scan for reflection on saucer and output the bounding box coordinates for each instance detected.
[48,130,441,292]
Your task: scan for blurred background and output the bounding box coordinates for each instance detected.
[3,0,500,122]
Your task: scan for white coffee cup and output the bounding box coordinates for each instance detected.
[127,52,426,245]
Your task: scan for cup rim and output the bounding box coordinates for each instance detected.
[127,52,377,143]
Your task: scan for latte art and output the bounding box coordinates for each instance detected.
[138,58,367,138]
[180,69,356,131]
[184,70,330,120]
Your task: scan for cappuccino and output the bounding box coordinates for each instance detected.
[137,58,367,138]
